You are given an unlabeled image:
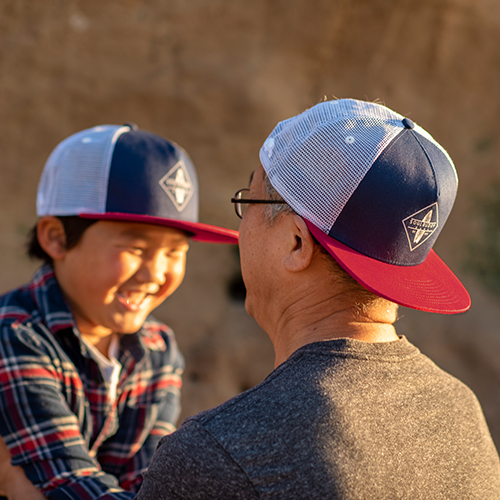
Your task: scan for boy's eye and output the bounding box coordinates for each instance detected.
[166,245,189,258]
[166,249,183,258]
[129,247,144,256]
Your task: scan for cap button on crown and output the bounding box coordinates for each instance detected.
[402,118,415,129]
[124,122,139,131]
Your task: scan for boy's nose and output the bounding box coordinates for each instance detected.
[137,255,168,287]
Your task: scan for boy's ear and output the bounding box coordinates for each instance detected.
[37,217,68,260]
[282,214,315,272]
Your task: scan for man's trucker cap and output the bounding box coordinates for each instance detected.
[259,99,470,314]
[37,124,238,244]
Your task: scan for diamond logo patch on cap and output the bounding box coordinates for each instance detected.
[159,160,194,212]
[402,203,439,251]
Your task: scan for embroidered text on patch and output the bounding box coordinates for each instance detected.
[402,203,439,251]
[159,160,194,212]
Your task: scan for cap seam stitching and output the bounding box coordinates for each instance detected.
[409,131,439,198]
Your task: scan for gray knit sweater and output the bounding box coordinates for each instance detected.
[137,336,500,499]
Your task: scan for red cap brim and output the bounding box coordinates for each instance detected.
[305,219,470,314]
[79,212,238,244]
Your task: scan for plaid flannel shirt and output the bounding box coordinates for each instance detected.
[0,265,184,499]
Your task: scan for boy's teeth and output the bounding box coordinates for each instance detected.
[120,291,147,304]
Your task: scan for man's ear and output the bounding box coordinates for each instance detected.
[36,217,68,261]
[282,214,315,272]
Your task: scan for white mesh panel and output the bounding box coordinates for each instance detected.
[37,125,129,216]
[259,99,407,233]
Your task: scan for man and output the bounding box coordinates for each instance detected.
[136,99,500,499]
[0,123,238,499]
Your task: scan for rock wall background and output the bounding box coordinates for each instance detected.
[1,0,500,447]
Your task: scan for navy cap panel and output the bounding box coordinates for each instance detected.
[413,132,457,203]
[105,130,199,222]
[330,128,457,265]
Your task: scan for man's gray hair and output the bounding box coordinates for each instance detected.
[262,171,397,316]
[263,173,294,224]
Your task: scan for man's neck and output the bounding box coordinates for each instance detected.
[271,300,399,368]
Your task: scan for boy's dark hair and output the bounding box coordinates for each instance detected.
[27,216,98,265]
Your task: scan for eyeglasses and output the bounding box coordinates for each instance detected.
[231,188,287,219]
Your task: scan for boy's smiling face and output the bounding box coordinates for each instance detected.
[49,219,189,343]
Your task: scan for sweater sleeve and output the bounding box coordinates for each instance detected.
[136,420,258,500]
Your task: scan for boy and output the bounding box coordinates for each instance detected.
[0,124,238,499]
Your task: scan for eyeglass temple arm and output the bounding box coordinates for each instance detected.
[230,198,286,204]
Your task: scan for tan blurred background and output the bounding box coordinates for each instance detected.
[1,0,500,448]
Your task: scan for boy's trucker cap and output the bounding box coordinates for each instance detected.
[259,99,470,314]
[37,124,238,244]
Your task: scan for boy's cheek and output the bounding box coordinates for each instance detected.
[151,284,177,309]
[172,258,187,283]
[162,259,187,297]
[110,252,142,279]
[97,259,141,294]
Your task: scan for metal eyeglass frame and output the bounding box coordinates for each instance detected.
[231,188,287,219]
